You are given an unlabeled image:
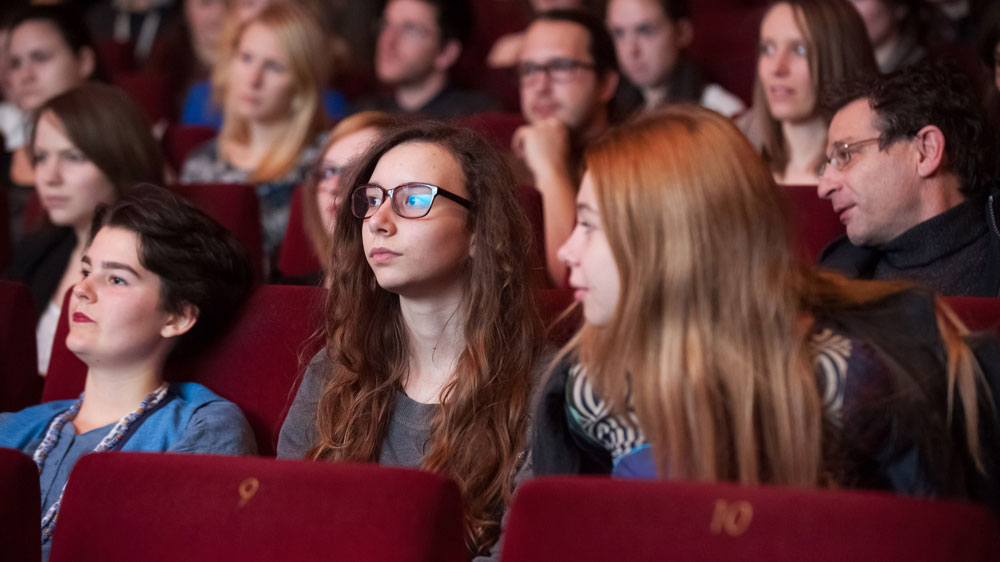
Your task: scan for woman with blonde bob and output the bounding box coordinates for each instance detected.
[278,122,546,555]
[740,0,877,185]
[534,105,997,504]
[181,1,328,262]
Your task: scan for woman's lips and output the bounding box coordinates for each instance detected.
[369,247,401,264]
[72,312,94,323]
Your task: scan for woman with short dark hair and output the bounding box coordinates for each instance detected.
[0,184,257,561]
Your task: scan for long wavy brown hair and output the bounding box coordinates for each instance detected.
[308,122,544,554]
[567,104,989,487]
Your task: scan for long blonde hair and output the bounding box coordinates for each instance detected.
[213,1,327,182]
[569,104,988,486]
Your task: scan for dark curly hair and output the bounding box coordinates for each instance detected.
[825,60,996,200]
[88,184,255,358]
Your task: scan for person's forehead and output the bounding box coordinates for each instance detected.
[520,20,591,62]
[385,0,438,27]
[829,98,878,142]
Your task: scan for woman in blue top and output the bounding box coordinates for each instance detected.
[533,105,997,506]
[0,184,257,557]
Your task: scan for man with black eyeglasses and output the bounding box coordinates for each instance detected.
[357,0,498,119]
[817,62,1000,296]
[513,9,619,287]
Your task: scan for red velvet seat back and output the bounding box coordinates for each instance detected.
[781,184,845,262]
[0,447,40,562]
[502,477,1000,562]
[113,72,173,124]
[689,7,763,105]
[50,453,467,562]
[945,297,1000,333]
[167,183,264,275]
[535,289,580,347]
[278,186,322,278]
[43,285,325,456]
[0,180,10,272]
[459,112,525,152]
[0,281,41,412]
[161,125,217,172]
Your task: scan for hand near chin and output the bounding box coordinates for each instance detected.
[512,117,571,188]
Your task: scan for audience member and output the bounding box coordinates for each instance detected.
[355,0,498,119]
[4,4,106,221]
[513,9,619,287]
[0,184,257,562]
[487,0,592,69]
[4,83,163,376]
[534,104,996,509]
[86,0,178,67]
[740,0,877,185]
[277,122,544,556]
[606,0,745,117]
[818,62,1000,296]
[179,0,346,129]
[848,0,943,72]
[147,0,230,120]
[180,1,327,266]
[300,111,397,280]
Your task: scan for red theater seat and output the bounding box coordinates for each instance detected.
[278,186,322,278]
[43,284,325,456]
[781,184,845,262]
[501,477,1000,562]
[49,453,466,562]
[0,447,40,562]
[162,124,217,172]
[459,112,525,152]
[535,289,579,347]
[946,297,1000,334]
[689,7,763,105]
[0,281,41,412]
[114,72,173,124]
[167,183,264,274]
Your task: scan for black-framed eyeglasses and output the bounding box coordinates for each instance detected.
[818,137,881,176]
[516,57,596,85]
[351,182,472,219]
[311,165,344,183]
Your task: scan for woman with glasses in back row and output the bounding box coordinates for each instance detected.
[278,122,547,556]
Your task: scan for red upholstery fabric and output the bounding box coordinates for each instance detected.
[43,285,325,456]
[0,447,40,562]
[161,124,216,172]
[277,186,322,278]
[516,184,547,285]
[781,184,845,263]
[459,112,526,152]
[167,183,264,275]
[945,297,1000,333]
[535,289,580,347]
[502,477,1000,562]
[49,452,467,562]
[689,7,763,105]
[0,281,41,412]
[114,72,173,124]
[94,39,136,76]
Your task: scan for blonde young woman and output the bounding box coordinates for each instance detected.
[180,1,328,264]
[740,0,877,185]
[533,105,997,506]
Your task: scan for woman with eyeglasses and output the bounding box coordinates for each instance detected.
[294,111,397,283]
[277,122,546,556]
[529,104,998,508]
[738,0,877,185]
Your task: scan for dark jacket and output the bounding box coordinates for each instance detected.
[3,225,75,317]
[818,193,1000,297]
